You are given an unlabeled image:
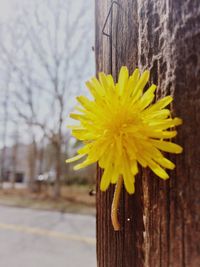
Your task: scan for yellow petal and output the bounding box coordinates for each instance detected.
[123,175,135,194]
[146,96,173,112]
[131,160,138,175]
[65,153,86,163]
[147,158,169,180]
[125,139,137,159]
[88,142,109,163]
[90,77,105,96]
[100,166,112,191]
[151,140,183,154]
[131,70,150,102]
[147,130,177,139]
[85,80,101,99]
[143,109,170,120]
[137,143,175,170]
[129,68,140,85]
[98,72,109,90]
[78,144,92,154]
[73,158,95,170]
[72,129,97,140]
[138,84,156,110]
[122,151,135,194]
[136,152,148,167]
[70,113,88,121]
[148,117,182,130]
[98,143,114,168]
[106,74,115,88]
[155,157,175,170]
[122,68,140,101]
[110,166,120,184]
[76,96,94,111]
[118,66,129,95]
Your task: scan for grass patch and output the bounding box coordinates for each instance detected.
[0,184,96,215]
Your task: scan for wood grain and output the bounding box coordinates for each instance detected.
[95,0,200,266]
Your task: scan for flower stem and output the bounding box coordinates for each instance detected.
[111,175,123,231]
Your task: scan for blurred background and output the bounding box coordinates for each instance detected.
[0,0,96,266]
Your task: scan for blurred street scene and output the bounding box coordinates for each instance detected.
[0,0,95,197]
[0,0,96,266]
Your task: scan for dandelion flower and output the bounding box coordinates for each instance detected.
[66,67,182,195]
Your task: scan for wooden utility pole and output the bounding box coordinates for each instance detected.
[95,1,200,266]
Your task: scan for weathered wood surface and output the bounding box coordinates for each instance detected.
[95,0,200,266]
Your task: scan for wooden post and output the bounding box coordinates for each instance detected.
[95,0,200,266]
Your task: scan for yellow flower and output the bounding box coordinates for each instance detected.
[66,67,182,194]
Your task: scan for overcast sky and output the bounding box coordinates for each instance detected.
[0,0,19,21]
[0,0,95,148]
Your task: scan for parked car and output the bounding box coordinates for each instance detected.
[36,170,56,185]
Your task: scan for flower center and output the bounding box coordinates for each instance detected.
[105,109,140,139]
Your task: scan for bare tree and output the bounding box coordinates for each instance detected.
[10,123,19,189]
[0,0,94,197]
[0,71,12,189]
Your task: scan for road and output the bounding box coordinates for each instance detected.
[0,205,96,267]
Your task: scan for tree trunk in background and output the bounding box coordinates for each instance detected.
[38,137,45,176]
[0,80,10,189]
[10,125,19,189]
[10,143,18,189]
[95,1,200,266]
[28,140,37,192]
[53,142,61,198]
